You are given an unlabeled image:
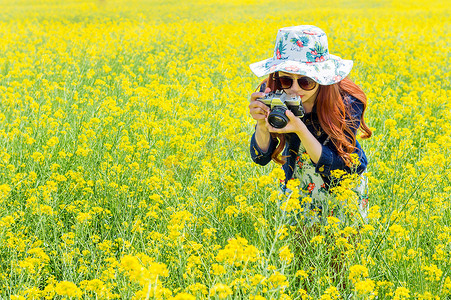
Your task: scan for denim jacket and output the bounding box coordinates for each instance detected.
[250,94,367,189]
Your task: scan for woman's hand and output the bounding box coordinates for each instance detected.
[265,109,306,135]
[250,87,272,152]
[249,87,271,126]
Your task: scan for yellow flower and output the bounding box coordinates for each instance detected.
[31,151,44,163]
[297,289,310,300]
[79,279,109,297]
[319,286,340,300]
[279,245,294,264]
[355,279,376,296]
[209,283,233,299]
[21,287,43,299]
[443,276,451,294]
[210,263,226,275]
[349,264,369,284]
[276,225,290,240]
[280,294,292,300]
[280,194,302,212]
[393,286,410,300]
[170,292,196,300]
[202,228,217,240]
[432,244,446,261]
[54,281,82,298]
[216,237,260,267]
[367,205,381,220]
[0,215,15,228]
[120,255,168,286]
[310,235,325,244]
[269,167,286,181]
[267,272,288,289]
[361,224,375,234]
[0,184,11,204]
[250,274,266,286]
[415,291,439,299]
[76,212,92,223]
[27,247,50,263]
[187,283,208,296]
[46,136,59,147]
[336,237,352,250]
[384,118,397,129]
[224,205,239,217]
[250,296,266,300]
[421,264,443,282]
[295,270,309,279]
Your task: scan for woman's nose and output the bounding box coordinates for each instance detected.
[290,78,302,92]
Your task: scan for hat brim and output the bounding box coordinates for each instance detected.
[249,54,353,86]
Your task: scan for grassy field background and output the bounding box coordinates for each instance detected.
[0,0,450,299]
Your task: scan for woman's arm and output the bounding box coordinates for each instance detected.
[294,121,322,164]
[266,96,367,175]
[249,85,279,165]
[254,121,271,152]
[249,129,279,166]
[315,140,367,176]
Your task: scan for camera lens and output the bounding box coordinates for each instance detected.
[268,106,289,128]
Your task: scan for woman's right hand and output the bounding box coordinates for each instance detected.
[249,87,271,125]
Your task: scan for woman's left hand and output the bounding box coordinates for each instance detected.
[265,109,306,135]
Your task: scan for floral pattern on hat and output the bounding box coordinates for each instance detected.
[249,25,353,85]
[290,35,309,48]
[306,42,328,63]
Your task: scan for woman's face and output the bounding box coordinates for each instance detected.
[277,71,320,105]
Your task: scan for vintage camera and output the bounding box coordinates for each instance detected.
[258,90,305,128]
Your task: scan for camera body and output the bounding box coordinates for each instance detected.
[258,90,305,128]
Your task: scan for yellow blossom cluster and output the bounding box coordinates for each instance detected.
[0,0,449,299]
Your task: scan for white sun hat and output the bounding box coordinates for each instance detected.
[249,25,353,85]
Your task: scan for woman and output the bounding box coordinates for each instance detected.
[248,25,372,226]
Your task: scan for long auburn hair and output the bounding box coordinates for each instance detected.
[261,73,372,166]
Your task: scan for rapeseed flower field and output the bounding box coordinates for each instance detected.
[0,0,450,299]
